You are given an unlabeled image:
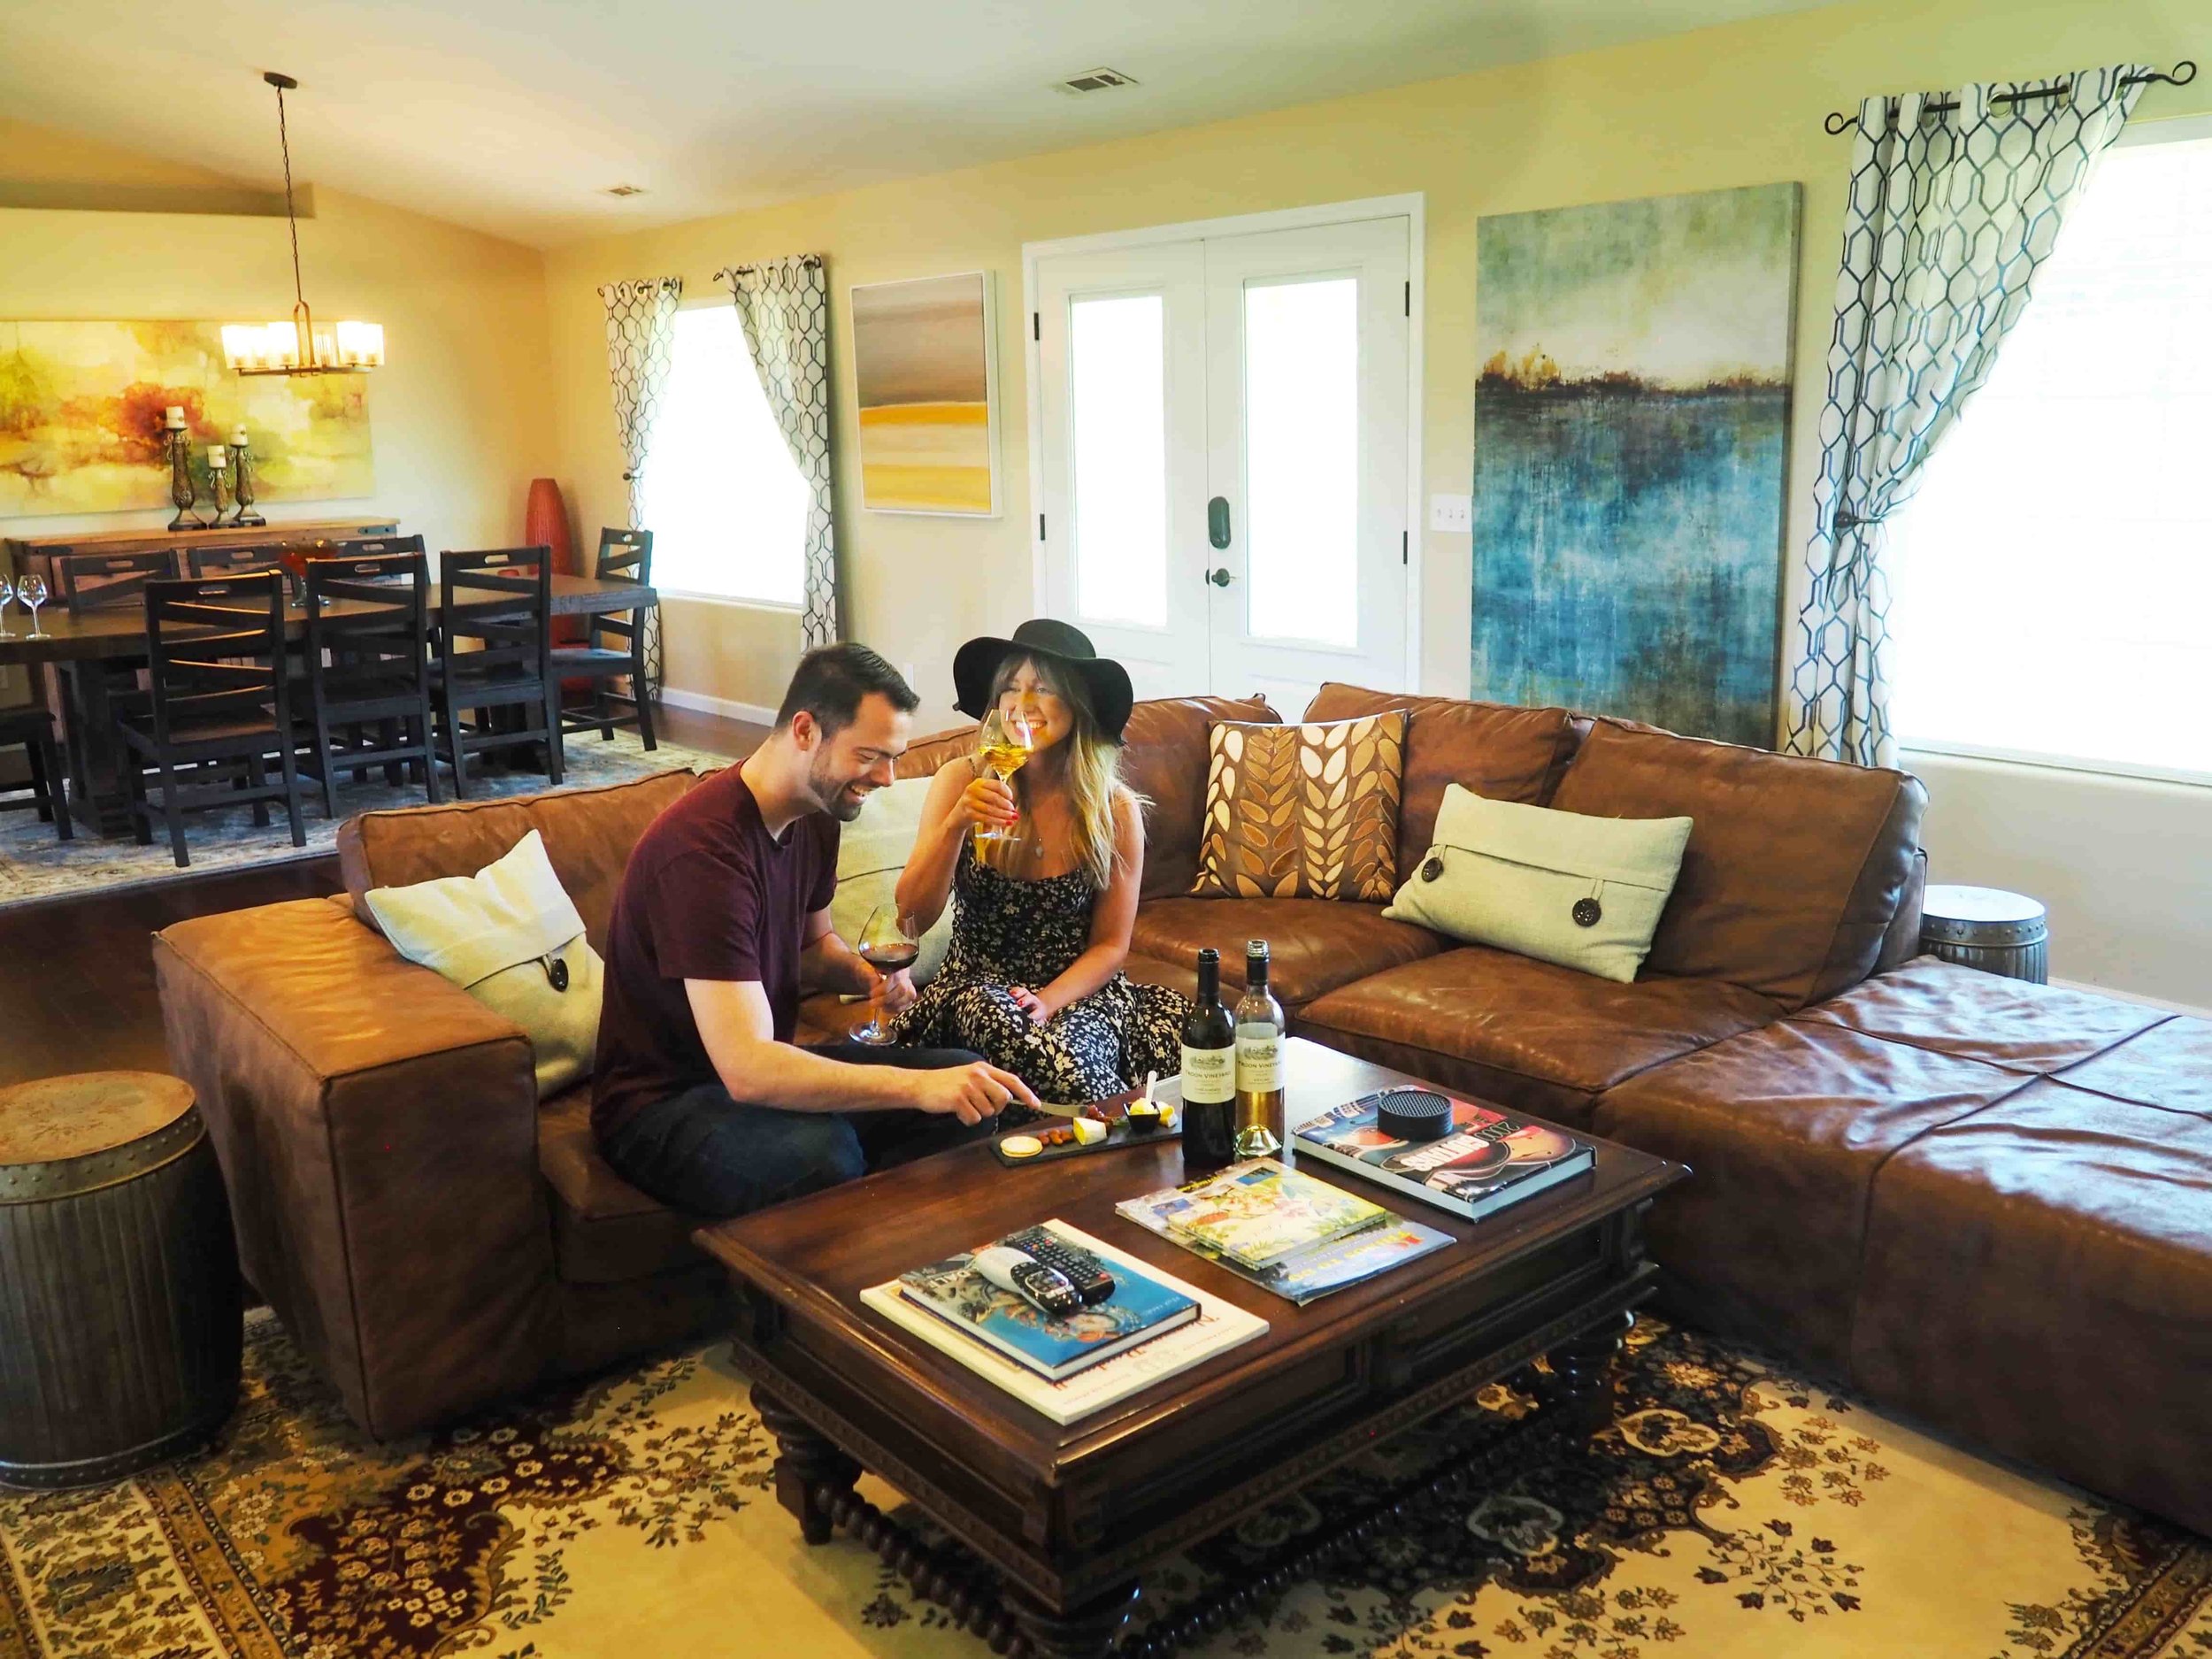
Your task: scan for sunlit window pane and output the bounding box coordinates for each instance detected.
[641,305,808,607]
[1245,276,1358,647]
[1070,295,1168,626]
[1889,134,2212,775]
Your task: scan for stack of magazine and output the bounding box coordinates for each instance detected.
[858,1220,1268,1425]
[1293,1091,1596,1217]
[1116,1160,1452,1304]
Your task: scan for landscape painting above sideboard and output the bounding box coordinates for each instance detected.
[0,319,373,518]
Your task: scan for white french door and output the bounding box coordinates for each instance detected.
[1033,210,1413,712]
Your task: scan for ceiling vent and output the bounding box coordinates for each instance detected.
[602,183,647,198]
[1055,67,1138,95]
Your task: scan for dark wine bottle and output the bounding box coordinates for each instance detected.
[1180,948,1238,1171]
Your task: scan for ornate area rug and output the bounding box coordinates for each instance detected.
[0,731,727,911]
[4,1312,2206,1659]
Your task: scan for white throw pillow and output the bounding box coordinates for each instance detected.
[1383,785,1693,983]
[831,774,956,984]
[364,829,603,1097]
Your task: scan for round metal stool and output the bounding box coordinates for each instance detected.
[0,1072,243,1488]
[1919,884,2049,984]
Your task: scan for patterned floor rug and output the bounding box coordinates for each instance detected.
[0,731,728,910]
[3,1310,2206,1659]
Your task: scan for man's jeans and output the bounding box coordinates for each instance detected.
[598,1042,994,1218]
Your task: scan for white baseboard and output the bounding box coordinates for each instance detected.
[2049,976,2212,1021]
[658,687,778,727]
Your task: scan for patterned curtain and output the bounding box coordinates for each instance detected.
[718,256,839,647]
[1782,65,2145,766]
[599,275,682,696]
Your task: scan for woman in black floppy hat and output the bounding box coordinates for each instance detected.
[890,619,1187,1109]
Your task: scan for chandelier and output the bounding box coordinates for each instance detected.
[223,73,384,376]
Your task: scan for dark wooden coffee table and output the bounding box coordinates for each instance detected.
[696,1040,1684,1659]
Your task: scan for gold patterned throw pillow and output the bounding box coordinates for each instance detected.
[1194,713,1406,901]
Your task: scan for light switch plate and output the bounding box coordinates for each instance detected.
[1429,493,1472,533]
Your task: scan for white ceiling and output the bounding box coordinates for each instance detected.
[2,0,1838,247]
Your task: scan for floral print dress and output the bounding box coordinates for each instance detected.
[890,844,1187,1108]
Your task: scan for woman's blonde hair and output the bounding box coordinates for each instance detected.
[987,651,1142,888]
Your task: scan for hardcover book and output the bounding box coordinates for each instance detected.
[861,1222,1267,1424]
[895,1223,1199,1381]
[1141,1159,1388,1271]
[1294,1089,1595,1221]
[1114,1183,1454,1306]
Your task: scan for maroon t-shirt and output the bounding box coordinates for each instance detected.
[592,766,840,1137]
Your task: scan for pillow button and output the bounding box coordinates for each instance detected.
[1421,856,1445,882]
[1571,896,1602,928]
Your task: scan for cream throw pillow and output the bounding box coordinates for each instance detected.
[364,829,603,1097]
[1383,785,1693,983]
[830,774,956,984]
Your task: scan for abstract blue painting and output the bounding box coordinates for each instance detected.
[1471,182,1800,748]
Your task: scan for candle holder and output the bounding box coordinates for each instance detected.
[207,456,232,525]
[166,427,204,531]
[231,440,266,526]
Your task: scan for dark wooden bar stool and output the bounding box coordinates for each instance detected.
[0,1072,242,1489]
[117,572,306,867]
[556,526,657,749]
[0,705,72,841]
[300,549,442,814]
[434,546,561,797]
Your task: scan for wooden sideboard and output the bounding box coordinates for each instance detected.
[2,517,401,585]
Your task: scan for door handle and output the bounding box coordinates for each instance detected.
[1206,566,1232,588]
[1208,495,1232,550]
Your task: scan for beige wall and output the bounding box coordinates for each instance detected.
[541,0,2212,1010]
[1,119,554,582]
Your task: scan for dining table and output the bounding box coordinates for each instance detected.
[0,572,657,839]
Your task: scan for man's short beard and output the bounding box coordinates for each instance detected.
[809,749,867,821]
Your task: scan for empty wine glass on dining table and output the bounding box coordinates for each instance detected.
[849,902,922,1046]
[0,575,14,639]
[15,572,50,641]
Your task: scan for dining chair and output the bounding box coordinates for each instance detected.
[184,543,285,579]
[434,547,560,798]
[300,550,441,816]
[57,548,180,614]
[333,534,427,561]
[0,705,72,842]
[117,572,304,868]
[555,526,657,750]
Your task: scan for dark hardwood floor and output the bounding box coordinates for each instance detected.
[0,706,766,1090]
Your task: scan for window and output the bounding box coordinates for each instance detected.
[1887,128,2212,782]
[639,304,809,607]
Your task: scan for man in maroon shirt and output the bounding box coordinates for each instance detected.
[593,643,1039,1217]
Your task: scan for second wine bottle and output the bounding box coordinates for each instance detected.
[1233,939,1286,1157]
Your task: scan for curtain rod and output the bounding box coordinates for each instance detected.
[1823,58,2194,134]
[714,254,825,279]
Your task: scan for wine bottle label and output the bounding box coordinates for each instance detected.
[1236,1029,1283,1093]
[1180,1044,1236,1103]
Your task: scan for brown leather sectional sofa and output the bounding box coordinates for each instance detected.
[153,686,2212,1539]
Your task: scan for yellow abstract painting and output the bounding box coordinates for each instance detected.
[0,319,373,518]
[850,273,997,515]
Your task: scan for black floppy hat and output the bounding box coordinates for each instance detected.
[951,618,1135,743]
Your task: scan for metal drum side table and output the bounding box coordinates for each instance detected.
[1919,884,2049,984]
[0,1072,243,1488]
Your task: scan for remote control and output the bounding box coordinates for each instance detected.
[972,1246,1082,1317]
[1003,1227,1117,1305]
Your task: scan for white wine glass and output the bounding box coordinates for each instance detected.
[849,903,921,1047]
[17,573,50,641]
[0,576,14,640]
[972,707,1034,847]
